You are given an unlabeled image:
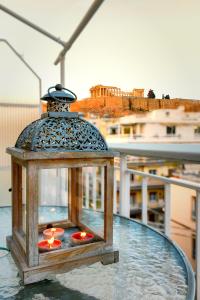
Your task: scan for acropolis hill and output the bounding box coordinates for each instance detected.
[70,85,200,117]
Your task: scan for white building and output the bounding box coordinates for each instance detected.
[106,106,200,143]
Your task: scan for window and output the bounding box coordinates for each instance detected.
[130,193,137,207]
[166,126,176,135]
[194,126,200,135]
[149,169,157,175]
[149,192,157,201]
[123,127,131,135]
[191,196,196,220]
[192,236,196,259]
[168,169,175,177]
[109,127,117,135]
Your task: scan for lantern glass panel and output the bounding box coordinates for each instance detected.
[81,166,104,238]
[38,168,69,224]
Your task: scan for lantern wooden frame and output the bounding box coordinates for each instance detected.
[6,147,119,285]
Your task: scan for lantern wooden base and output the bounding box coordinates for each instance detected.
[6,148,118,285]
[7,235,119,285]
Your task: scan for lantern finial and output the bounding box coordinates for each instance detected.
[41,84,77,112]
[55,83,62,91]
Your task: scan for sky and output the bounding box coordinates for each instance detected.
[0,0,200,104]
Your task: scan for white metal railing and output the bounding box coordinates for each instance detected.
[113,153,200,299]
[115,156,200,227]
[69,146,199,298]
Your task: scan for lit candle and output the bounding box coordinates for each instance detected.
[71,231,94,245]
[80,232,86,239]
[38,237,62,252]
[43,227,64,240]
[47,236,55,249]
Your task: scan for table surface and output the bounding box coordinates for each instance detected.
[0,206,193,300]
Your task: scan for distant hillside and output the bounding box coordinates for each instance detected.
[42,84,200,117]
[71,96,200,117]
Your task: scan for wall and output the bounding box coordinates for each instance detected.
[170,184,196,270]
[0,103,39,206]
[171,220,195,270]
[171,185,195,230]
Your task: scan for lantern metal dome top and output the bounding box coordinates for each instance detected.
[15,84,108,152]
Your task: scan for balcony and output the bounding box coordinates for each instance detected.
[0,143,198,299]
[106,133,199,144]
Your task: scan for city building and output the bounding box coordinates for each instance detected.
[128,158,179,217]
[102,106,200,143]
[128,158,197,270]
[114,157,181,223]
[170,183,196,270]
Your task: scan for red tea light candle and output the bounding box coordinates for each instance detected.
[71,231,94,245]
[38,236,62,252]
[43,227,64,240]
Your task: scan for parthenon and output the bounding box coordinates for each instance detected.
[90,85,144,98]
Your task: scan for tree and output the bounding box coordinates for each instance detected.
[147,89,156,98]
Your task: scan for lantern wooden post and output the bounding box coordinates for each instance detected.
[68,167,83,225]
[11,158,22,233]
[26,161,39,267]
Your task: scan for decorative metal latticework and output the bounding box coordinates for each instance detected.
[15,84,108,152]
[16,116,108,152]
[47,101,70,112]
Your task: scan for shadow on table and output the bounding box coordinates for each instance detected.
[10,280,98,300]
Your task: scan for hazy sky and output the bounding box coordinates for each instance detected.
[0,0,200,104]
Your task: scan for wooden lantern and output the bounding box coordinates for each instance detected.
[6,84,119,285]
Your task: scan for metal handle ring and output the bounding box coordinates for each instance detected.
[48,86,77,103]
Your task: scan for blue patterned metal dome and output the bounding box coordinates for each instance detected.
[15,85,108,152]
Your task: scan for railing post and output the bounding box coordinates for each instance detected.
[142,177,148,224]
[101,166,104,211]
[164,183,171,236]
[119,155,130,217]
[92,168,97,210]
[113,168,117,214]
[196,190,200,299]
[85,171,89,209]
[126,172,130,216]
[66,168,68,207]
[56,169,62,205]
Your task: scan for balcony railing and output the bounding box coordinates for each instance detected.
[111,143,200,299]
[82,143,200,298]
[106,134,200,143]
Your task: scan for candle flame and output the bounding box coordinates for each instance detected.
[47,236,54,248]
[80,232,86,238]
